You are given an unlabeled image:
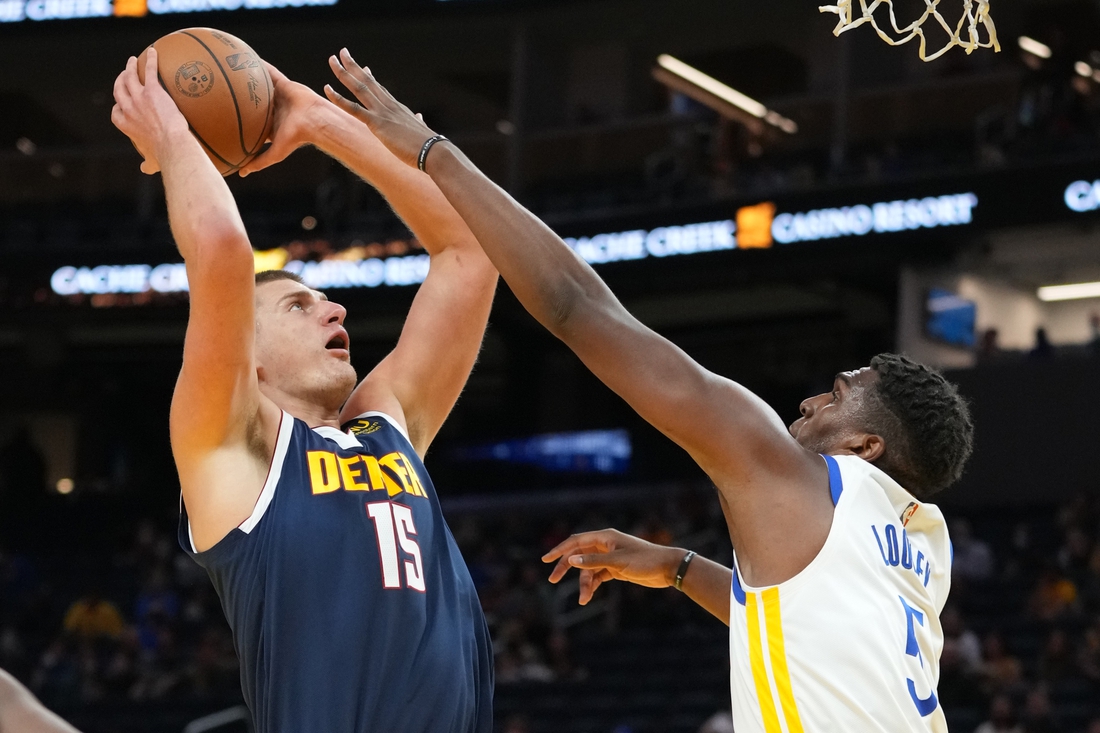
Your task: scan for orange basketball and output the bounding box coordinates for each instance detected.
[137,28,274,176]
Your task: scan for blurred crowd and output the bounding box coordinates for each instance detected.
[1,486,1100,732]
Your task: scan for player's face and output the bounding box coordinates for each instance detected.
[788,366,877,454]
[254,280,358,409]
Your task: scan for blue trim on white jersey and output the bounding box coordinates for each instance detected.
[732,562,747,606]
[823,454,844,506]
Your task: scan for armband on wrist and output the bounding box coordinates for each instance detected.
[674,550,697,591]
[417,134,448,172]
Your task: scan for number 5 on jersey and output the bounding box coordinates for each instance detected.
[367,502,426,592]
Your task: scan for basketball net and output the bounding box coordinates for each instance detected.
[819,0,1000,62]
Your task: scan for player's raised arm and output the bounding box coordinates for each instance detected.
[322,50,833,584]
[239,64,497,457]
[111,51,278,551]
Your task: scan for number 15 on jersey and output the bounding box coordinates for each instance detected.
[367,501,426,592]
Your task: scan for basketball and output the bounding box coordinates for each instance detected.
[136,28,274,176]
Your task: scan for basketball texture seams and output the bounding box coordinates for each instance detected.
[136,28,274,176]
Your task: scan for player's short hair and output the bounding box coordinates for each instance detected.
[863,353,974,499]
[256,270,305,287]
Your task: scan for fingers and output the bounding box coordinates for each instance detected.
[323,84,369,121]
[263,60,287,85]
[239,141,286,177]
[122,56,144,99]
[113,68,132,108]
[546,556,574,584]
[142,47,158,88]
[328,53,376,108]
[578,568,613,606]
[541,530,617,563]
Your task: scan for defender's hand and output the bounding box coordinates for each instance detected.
[240,63,329,177]
[323,48,438,169]
[542,529,686,606]
[110,49,188,175]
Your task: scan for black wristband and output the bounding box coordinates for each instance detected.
[673,550,696,591]
[417,134,448,172]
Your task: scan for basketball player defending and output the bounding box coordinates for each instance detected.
[323,50,974,732]
[111,51,497,732]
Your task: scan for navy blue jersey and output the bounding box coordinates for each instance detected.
[178,410,493,733]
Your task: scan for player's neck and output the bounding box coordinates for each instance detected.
[261,386,344,430]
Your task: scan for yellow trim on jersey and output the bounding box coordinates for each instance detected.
[763,587,805,733]
[745,592,782,733]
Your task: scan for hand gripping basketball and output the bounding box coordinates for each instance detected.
[111,49,189,175]
[323,49,441,171]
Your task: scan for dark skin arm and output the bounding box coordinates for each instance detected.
[543,529,733,625]
[323,50,833,587]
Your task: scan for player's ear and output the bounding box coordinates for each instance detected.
[847,433,885,462]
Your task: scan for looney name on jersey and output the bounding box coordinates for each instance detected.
[307,449,428,499]
[871,523,932,587]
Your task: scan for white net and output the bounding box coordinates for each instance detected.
[819,0,1000,62]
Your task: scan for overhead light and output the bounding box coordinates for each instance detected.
[56,478,74,495]
[301,216,318,231]
[15,137,36,156]
[1076,61,1094,77]
[1018,36,1052,59]
[654,54,798,134]
[1037,281,1100,301]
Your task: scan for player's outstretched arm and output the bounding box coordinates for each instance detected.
[322,50,832,585]
[112,52,279,551]
[543,530,733,626]
[239,63,498,457]
[0,669,81,733]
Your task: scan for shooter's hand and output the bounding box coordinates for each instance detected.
[323,48,439,170]
[110,49,188,175]
[542,529,686,606]
[239,63,329,177]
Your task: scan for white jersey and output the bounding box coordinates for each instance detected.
[729,454,951,733]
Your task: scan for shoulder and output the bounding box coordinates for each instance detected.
[341,411,412,444]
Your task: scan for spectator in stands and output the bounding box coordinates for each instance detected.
[1080,546,1100,613]
[978,328,1001,362]
[951,518,995,582]
[1057,527,1093,587]
[942,605,984,672]
[1037,629,1077,682]
[1029,327,1054,359]
[61,590,123,642]
[974,694,1023,733]
[1028,564,1080,621]
[938,638,985,708]
[1019,685,1062,733]
[1077,622,1100,684]
[1086,718,1100,733]
[981,632,1025,696]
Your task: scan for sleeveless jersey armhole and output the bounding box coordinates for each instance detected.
[730,453,848,600]
[344,410,411,443]
[186,410,295,553]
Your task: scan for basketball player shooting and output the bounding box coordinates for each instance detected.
[322,49,974,732]
[111,50,497,732]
